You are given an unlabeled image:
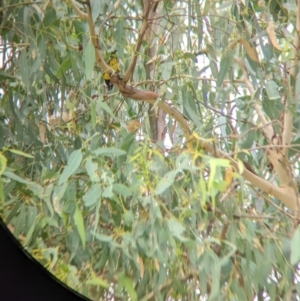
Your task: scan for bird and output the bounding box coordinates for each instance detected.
[103,53,118,90]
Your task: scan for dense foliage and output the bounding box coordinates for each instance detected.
[1,0,300,300]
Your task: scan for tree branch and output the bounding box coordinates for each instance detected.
[234,56,297,192]
[123,0,153,82]
[144,0,160,141]
[283,1,300,154]
[234,57,274,141]
[110,73,190,135]
[69,0,87,20]
[68,0,191,136]
[97,0,121,38]
[192,135,300,211]
[69,0,113,73]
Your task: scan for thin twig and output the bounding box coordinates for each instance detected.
[234,56,273,141]
[70,0,87,20]
[123,0,153,82]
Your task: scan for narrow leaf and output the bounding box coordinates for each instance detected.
[83,184,101,207]
[154,170,178,195]
[113,183,132,197]
[238,38,259,62]
[266,21,282,51]
[86,276,109,288]
[90,101,96,127]
[8,149,34,158]
[58,149,83,185]
[118,272,137,301]
[0,153,7,175]
[93,147,126,157]
[291,227,300,264]
[209,254,221,299]
[84,40,95,80]
[183,97,202,129]
[92,232,113,243]
[97,100,115,118]
[216,52,233,87]
[167,218,187,242]
[19,49,30,89]
[73,204,85,249]
[265,80,280,100]
[4,170,30,184]
[85,158,100,182]
[295,70,300,98]
[24,219,37,247]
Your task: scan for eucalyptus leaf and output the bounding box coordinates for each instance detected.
[265,80,280,100]
[93,147,126,157]
[84,40,95,81]
[0,153,7,175]
[113,183,132,197]
[58,149,83,185]
[73,204,86,249]
[291,227,300,265]
[154,170,178,195]
[92,232,113,243]
[83,184,101,207]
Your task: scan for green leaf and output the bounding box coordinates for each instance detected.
[208,158,230,191]
[90,0,104,21]
[295,70,300,98]
[291,227,300,264]
[93,147,126,157]
[102,185,113,198]
[216,51,233,87]
[162,61,175,80]
[95,246,109,269]
[58,149,83,185]
[86,275,110,288]
[0,70,15,81]
[3,171,43,197]
[113,183,132,197]
[85,158,100,182]
[4,170,31,184]
[8,149,34,158]
[96,99,115,118]
[73,204,86,249]
[154,170,178,195]
[83,184,101,207]
[120,132,136,151]
[55,58,71,79]
[167,218,187,241]
[84,40,95,80]
[183,96,202,129]
[41,217,59,228]
[265,80,280,100]
[43,247,58,270]
[14,203,26,237]
[0,153,7,175]
[19,49,30,89]
[0,178,4,204]
[209,253,221,300]
[92,232,113,243]
[116,20,125,58]
[90,101,96,127]
[44,62,59,83]
[118,272,137,301]
[124,210,134,226]
[24,218,37,247]
[66,230,80,261]
[52,182,68,214]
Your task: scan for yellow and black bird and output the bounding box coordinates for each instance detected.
[103,53,118,90]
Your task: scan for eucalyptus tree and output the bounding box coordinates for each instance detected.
[0,0,300,300]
